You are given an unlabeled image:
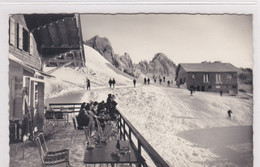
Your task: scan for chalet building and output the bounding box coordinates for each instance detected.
[9,14,84,142]
[175,63,239,94]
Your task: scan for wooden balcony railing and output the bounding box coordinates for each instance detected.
[117,111,170,167]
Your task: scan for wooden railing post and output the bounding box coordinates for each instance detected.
[119,116,123,140]
[129,129,132,142]
[138,140,142,167]
[123,119,126,140]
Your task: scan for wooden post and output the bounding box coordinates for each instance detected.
[129,129,132,143]
[138,140,142,167]
[119,116,123,140]
[123,119,126,140]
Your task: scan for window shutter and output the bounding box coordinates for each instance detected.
[29,33,34,55]
[18,24,23,50]
[9,18,16,46]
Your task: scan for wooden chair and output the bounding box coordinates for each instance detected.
[35,133,71,167]
[72,117,86,144]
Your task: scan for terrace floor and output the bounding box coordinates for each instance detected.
[9,121,135,167]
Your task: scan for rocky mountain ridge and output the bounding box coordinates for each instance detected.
[85,35,176,79]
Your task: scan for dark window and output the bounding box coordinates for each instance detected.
[23,29,29,52]
[232,85,237,89]
[208,85,212,89]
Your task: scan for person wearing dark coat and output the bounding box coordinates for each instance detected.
[106,94,118,120]
[133,79,136,87]
[163,76,166,82]
[97,101,106,115]
[76,102,89,129]
[108,79,113,88]
[144,78,147,84]
[190,88,193,96]
[159,78,162,85]
[106,94,112,109]
[112,78,116,88]
[227,110,232,119]
[86,79,90,90]
[167,80,170,87]
[147,78,150,84]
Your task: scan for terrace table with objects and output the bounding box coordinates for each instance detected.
[83,140,140,166]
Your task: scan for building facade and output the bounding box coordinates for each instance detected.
[175,63,239,94]
[9,14,45,142]
[9,14,84,142]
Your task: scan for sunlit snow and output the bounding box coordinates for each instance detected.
[45,45,253,167]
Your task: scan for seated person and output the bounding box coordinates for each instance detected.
[108,96,119,120]
[76,108,89,129]
[92,101,99,115]
[97,101,106,115]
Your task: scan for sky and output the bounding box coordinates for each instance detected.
[80,14,253,68]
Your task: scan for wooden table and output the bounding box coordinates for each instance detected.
[83,140,140,165]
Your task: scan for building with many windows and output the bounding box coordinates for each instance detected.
[175,62,239,94]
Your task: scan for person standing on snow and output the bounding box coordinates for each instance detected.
[190,88,193,96]
[147,78,150,84]
[112,78,116,88]
[133,79,136,87]
[220,90,223,96]
[108,79,112,88]
[144,78,147,85]
[227,110,232,119]
[86,78,90,90]
[159,78,162,85]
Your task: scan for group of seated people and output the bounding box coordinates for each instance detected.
[76,94,119,130]
[76,94,119,148]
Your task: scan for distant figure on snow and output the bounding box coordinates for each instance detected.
[86,78,91,90]
[133,79,136,87]
[227,110,232,119]
[159,78,162,85]
[190,88,193,96]
[108,79,112,88]
[163,76,166,82]
[144,78,147,85]
[220,90,223,96]
[154,78,156,83]
[167,80,170,87]
[147,78,150,84]
[112,78,116,88]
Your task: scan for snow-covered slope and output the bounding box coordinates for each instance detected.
[84,44,133,84]
[44,45,134,98]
